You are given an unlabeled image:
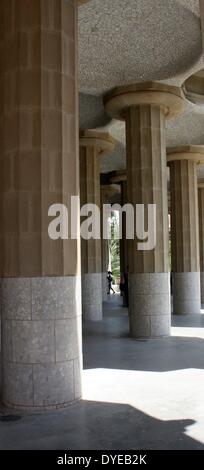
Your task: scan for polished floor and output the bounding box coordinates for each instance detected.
[1,294,204,450]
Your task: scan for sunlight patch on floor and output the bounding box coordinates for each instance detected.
[83,367,204,444]
[172,326,204,339]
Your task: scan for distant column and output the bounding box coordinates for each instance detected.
[105,82,186,337]
[79,131,115,320]
[167,146,204,314]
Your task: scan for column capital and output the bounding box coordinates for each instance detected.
[167,145,204,165]
[104,81,186,120]
[79,130,116,156]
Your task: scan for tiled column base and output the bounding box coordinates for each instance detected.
[82,273,102,321]
[173,272,201,314]
[129,273,170,338]
[102,272,108,302]
[200,272,204,305]
[1,277,82,411]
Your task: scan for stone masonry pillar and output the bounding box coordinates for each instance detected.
[167,146,204,314]
[104,82,186,337]
[0,0,83,410]
[79,131,115,321]
[198,181,204,304]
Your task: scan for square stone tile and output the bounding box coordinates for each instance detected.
[129,315,151,338]
[12,320,55,363]
[151,315,170,337]
[3,362,34,407]
[1,320,13,361]
[74,357,82,400]
[31,277,78,320]
[149,273,170,294]
[1,278,31,320]
[55,317,82,362]
[33,361,75,406]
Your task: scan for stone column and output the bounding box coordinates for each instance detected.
[104,82,186,338]
[167,146,204,314]
[100,184,120,301]
[79,131,115,321]
[0,0,82,410]
[198,181,204,304]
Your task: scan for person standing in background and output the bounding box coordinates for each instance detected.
[107,271,116,294]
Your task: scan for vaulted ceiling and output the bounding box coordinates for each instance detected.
[78,0,204,178]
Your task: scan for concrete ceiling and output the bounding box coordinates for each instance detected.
[78,0,204,176]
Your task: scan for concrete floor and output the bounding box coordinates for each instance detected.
[1,294,204,450]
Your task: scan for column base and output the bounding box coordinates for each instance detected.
[1,277,82,411]
[102,272,108,302]
[129,273,170,338]
[82,273,102,321]
[201,272,204,305]
[173,272,201,314]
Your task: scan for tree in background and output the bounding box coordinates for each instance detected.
[110,211,120,284]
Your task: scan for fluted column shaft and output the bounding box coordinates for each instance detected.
[79,131,115,320]
[0,0,82,410]
[169,159,200,314]
[125,105,170,337]
[80,145,102,321]
[104,82,187,337]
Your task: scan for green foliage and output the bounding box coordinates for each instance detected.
[110,212,120,283]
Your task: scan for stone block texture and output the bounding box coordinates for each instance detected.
[173,272,201,314]
[80,145,102,275]
[1,277,82,410]
[0,0,80,278]
[102,272,108,302]
[82,273,102,321]
[169,159,201,314]
[125,105,170,338]
[0,0,82,409]
[80,138,104,319]
[129,273,170,338]
[126,105,169,274]
[170,160,200,273]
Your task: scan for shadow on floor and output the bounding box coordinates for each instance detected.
[0,400,203,450]
[83,297,204,373]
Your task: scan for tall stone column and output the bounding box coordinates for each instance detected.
[79,131,115,320]
[167,146,204,314]
[198,181,204,304]
[104,82,186,337]
[100,184,120,301]
[0,0,82,410]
